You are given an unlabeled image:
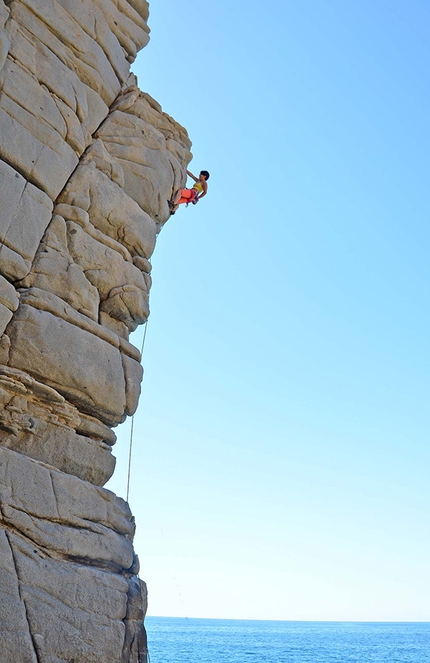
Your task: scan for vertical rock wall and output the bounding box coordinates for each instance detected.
[0,2,192,661]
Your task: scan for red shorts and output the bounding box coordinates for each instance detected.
[178,188,197,205]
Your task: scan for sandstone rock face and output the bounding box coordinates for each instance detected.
[0,1,192,661]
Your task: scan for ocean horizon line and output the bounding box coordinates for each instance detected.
[146,615,430,624]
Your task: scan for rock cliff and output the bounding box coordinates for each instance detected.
[0,2,192,661]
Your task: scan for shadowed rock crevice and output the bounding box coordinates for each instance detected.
[4,530,41,663]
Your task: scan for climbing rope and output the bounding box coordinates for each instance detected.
[126,318,149,502]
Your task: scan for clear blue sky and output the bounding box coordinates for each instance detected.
[107,0,430,621]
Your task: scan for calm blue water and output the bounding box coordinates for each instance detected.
[145,617,430,663]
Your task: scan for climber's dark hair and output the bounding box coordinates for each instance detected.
[200,170,210,180]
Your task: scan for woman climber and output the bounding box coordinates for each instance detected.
[169,169,210,214]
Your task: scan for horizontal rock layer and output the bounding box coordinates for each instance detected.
[0,445,147,663]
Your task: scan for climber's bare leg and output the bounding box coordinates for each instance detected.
[172,189,182,205]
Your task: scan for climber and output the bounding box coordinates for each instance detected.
[169,169,210,214]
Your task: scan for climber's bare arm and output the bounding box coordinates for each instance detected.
[186,170,198,182]
[196,183,208,200]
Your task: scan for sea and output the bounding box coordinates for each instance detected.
[145,617,430,663]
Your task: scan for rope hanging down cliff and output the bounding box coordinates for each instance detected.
[125,164,210,499]
[126,318,149,503]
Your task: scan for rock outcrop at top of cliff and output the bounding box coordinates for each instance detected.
[0,2,192,662]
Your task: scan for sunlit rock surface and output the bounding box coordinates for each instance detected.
[0,1,192,661]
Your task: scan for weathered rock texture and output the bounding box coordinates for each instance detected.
[0,1,192,661]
